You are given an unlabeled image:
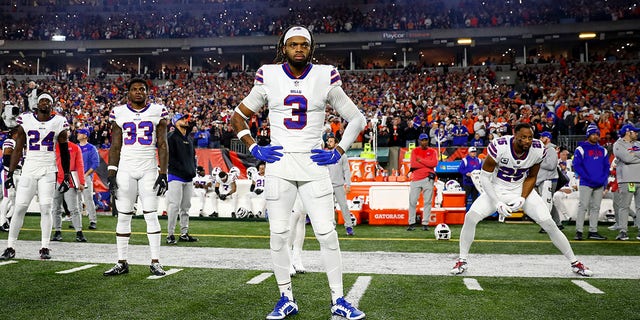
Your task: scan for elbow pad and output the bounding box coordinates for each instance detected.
[214,187,220,196]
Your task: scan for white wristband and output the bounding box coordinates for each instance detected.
[234,107,249,120]
[237,129,251,140]
[108,165,118,171]
[249,143,257,152]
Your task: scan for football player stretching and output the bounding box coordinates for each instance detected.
[451,123,593,277]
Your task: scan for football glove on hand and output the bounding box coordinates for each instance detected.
[154,173,168,196]
[58,173,72,193]
[508,196,526,212]
[250,144,283,163]
[310,148,341,166]
[108,175,118,199]
[254,189,263,195]
[496,201,513,218]
[219,194,227,201]
[4,171,14,189]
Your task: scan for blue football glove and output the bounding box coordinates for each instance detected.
[310,148,341,166]
[250,144,283,163]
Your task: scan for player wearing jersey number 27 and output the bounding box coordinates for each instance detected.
[231,26,366,320]
[450,123,593,278]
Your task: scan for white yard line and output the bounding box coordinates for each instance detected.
[571,280,605,294]
[463,278,484,291]
[331,276,372,320]
[55,264,98,274]
[147,268,183,279]
[0,260,18,266]
[247,272,273,284]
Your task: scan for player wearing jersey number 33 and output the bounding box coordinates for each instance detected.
[231,26,366,320]
[103,78,169,277]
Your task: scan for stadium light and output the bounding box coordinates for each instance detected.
[579,33,596,39]
[457,38,472,45]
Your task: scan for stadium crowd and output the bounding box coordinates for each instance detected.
[1,0,639,40]
[1,60,638,152]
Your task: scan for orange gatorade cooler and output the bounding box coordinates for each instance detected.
[348,157,364,182]
[363,159,377,181]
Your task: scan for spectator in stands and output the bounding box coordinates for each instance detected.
[612,124,640,241]
[208,122,222,148]
[458,146,482,210]
[407,133,438,231]
[535,131,563,233]
[452,117,469,146]
[469,133,485,147]
[573,124,609,240]
[194,126,210,148]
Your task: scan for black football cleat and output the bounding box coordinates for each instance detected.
[0,247,15,260]
[104,262,129,276]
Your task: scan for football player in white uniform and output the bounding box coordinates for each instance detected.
[248,162,267,217]
[210,170,237,217]
[450,123,593,277]
[1,92,71,260]
[193,166,212,217]
[103,79,169,276]
[0,127,21,232]
[230,26,366,320]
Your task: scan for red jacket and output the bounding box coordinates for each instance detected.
[55,142,85,188]
[410,146,438,181]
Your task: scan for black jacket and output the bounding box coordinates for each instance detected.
[167,129,196,181]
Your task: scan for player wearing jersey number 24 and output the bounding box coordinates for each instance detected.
[231,26,366,320]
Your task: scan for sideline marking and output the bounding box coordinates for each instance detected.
[331,276,372,320]
[56,264,98,274]
[463,278,484,291]
[247,272,273,284]
[0,260,18,266]
[571,280,604,294]
[148,268,183,279]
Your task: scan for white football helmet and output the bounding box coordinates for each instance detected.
[2,101,20,129]
[445,180,462,191]
[247,167,258,180]
[211,166,222,178]
[434,223,451,240]
[236,207,250,219]
[229,166,241,178]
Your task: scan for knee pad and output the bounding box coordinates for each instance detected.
[143,212,161,233]
[270,230,290,251]
[538,218,557,232]
[315,230,339,250]
[464,210,484,226]
[116,214,133,234]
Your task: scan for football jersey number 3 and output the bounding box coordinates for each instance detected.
[284,95,307,129]
[27,130,55,151]
[122,121,154,145]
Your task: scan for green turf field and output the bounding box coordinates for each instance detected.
[1,215,638,320]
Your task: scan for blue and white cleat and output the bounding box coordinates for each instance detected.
[266,294,298,320]
[331,297,365,320]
